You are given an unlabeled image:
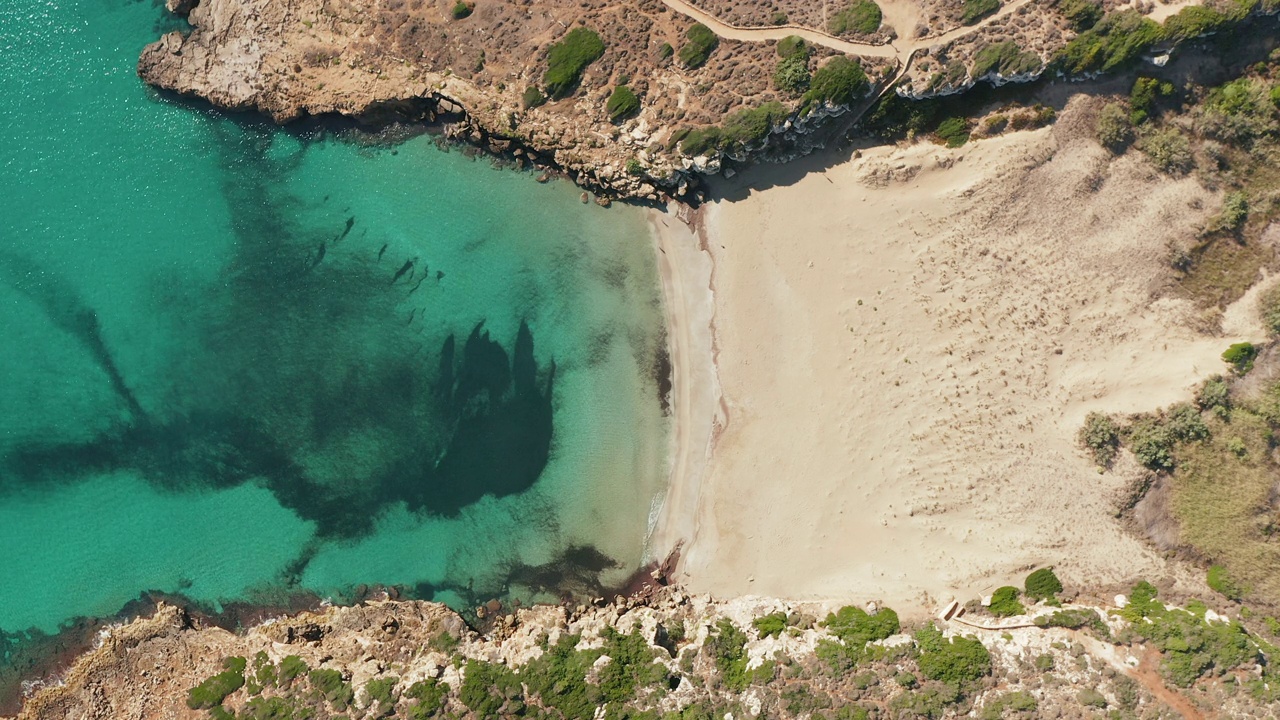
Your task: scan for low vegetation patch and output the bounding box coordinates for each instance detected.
[1128,76,1174,125]
[187,658,246,710]
[914,623,992,687]
[1054,10,1163,75]
[987,586,1025,617]
[679,101,789,156]
[1078,412,1120,467]
[522,85,546,109]
[1222,342,1258,374]
[1054,0,1103,30]
[678,23,718,69]
[753,611,789,638]
[707,618,751,691]
[1137,125,1193,174]
[960,0,1001,25]
[971,41,1042,79]
[774,53,811,95]
[828,0,882,35]
[606,85,640,121]
[543,27,605,99]
[1120,582,1261,687]
[801,56,869,114]
[1025,567,1063,601]
[934,117,970,147]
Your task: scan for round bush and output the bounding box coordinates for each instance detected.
[1024,567,1063,600]
[606,85,640,121]
[988,586,1025,617]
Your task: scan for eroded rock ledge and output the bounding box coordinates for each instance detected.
[137,0,734,201]
[13,581,1280,720]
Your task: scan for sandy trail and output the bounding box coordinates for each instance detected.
[657,100,1266,616]
[657,0,1038,61]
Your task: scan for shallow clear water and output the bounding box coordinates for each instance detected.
[0,0,668,668]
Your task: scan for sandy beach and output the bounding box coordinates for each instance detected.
[649,97,1270,617]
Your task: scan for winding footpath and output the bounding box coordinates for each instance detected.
[657,0,1042,64]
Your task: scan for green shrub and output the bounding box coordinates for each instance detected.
[459,660,520,716]
[891,683,961,719]
[1054,10,1164,74]
[1130,604,1260,686]
[961,0,1001,25]
[678,23,719,69]
[753,611,789,638]
[1035,608,1108,635]
[1166,403,1209,442]
[1025,567,1063,600]
[1077,687,1108,708]
[828,0,882,35]
[1096,102,1134,151]
[801,56,868,113]
[935,117,970,147]
[599,627,666,704]
[1035,653,1055,670]
[1223,342,1258,374]
[1200,78,1279,142]
[309,668,354,710]
[1260,286,1280,336]
[707,619,750,690]
[658,42,673,60]
[815,638,861,672]
[404,678,449,720]
[364,677,398,709]
[971,41,1042,78]
[1162,4,1229,40]
[772,10,789,24]
[606,85,641,121]
[895,671,918,688]
[1079,412,1120,466]
[774,54,811,95]
[522,86,545,109]
[543,27,605,99]
[981,690,1037,719]
[451,1,473,19]
[187,666,246,710]
[1212,191,1249,232]
[823,605,900,645]
[522,634,598,719]
[1138,126,1193,174]
[680,101,790,155]
[914,623,992,686]
[1055,0,1103,30]
[1207,565,1245,600]
[240,696,308,720]
[1129,76,1174,124]
[1120,580,1164,621]
[1128,416,1176,470]
[988,586,1025,617]
[278,656,308,684]
[777,35,808,59]
[1196,375,1230,410]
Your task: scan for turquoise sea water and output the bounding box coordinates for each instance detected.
[0,0,668,681]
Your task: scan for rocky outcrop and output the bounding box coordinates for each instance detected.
[12,583,1278,720]
[137,0,715,202]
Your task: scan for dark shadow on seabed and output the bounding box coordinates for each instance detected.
[712,15,1280,203]
[0,119,561,539]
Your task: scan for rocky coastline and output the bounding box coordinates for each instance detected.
[11,571,1280,719]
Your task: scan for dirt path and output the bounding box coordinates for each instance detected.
[657,0,897,57]
[658,0,1040,63]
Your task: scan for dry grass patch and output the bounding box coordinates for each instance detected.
[1170,408,1280,605]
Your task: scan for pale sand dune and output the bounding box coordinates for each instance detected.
[651,105,1270,616]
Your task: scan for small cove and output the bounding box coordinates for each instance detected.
[0,0,670,705]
